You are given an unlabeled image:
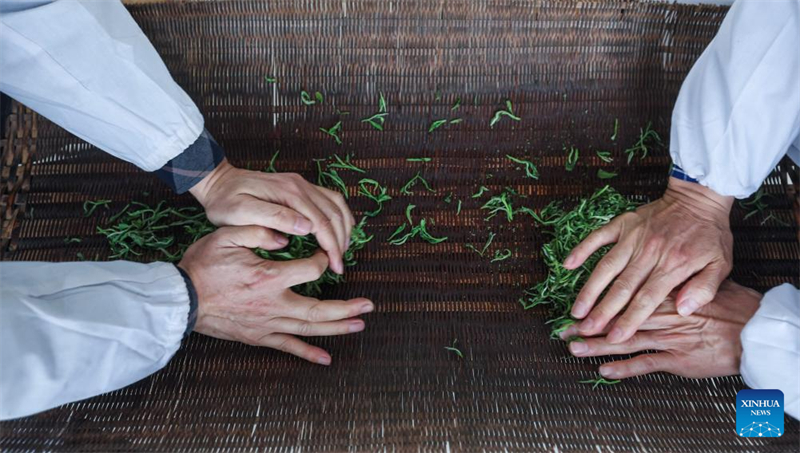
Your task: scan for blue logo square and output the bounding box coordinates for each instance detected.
[736,389,784,437]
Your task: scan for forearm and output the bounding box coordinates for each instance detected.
[669,0,800,198]
[740,284,800,420]
[0,261,196,420]
[0,0,204,171]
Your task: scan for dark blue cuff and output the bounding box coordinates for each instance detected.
[176,266,199,337]
[155,129,225,194]
[669,163,699,183]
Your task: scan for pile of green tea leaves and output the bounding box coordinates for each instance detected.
[95,200,372,298]
[520,185,639,339]
[96,201,213,262]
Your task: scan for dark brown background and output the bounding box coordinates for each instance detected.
[1,1,798,451]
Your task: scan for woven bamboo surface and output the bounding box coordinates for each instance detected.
[1,1,799,451]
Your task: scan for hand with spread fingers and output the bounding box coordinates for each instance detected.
[178,225,373,366]
[563,177,735,344]
[562,280,761,380]
[189,159,355,275]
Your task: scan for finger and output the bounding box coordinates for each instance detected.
[285,192,345,275]
[606,270,689,344]
[577,254,656,336]
[265,250,330,289]
[259,333,332,365]
[232,196,313,236]
[268,317,365,337]
[568,332,660,357]
[216,225,289,250]
[306,187,348,256]
[675,262,730,316]
[317,186,355,248]
[570,239,634,320]
[598,353,677,379]
[560,301,680,341]
[278,294,374,323]
[563,218,623,269]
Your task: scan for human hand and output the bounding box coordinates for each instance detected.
[564,177,734,344]
[563,280,761,379]
[189,159,355,274]
[178,225,374,365]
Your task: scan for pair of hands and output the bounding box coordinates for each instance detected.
[561,176,758,379]
[561,281,761,379]
[178,159,370,366]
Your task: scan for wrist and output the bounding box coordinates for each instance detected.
[189,158,233,207]
[665,177,734,221]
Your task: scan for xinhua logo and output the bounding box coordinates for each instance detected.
[736,389,784,438]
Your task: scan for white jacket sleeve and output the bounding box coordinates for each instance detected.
[0,0,204,171]
[0,261,190,420]
[669,0,800,199]
[740,283,800,420]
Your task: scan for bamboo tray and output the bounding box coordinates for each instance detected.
[1,1,798,451]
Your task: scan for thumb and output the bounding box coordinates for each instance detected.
[675,263,729,316]
[216,225,289,250]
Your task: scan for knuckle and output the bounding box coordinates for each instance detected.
[255,227,272,242]
[632,288,657,308]
[598,257,619,273]
[612,278,635,296]
[590,306,614,324]
[306,303,325,322]
[639,355,660,371]
[332,192,346,206]
[297,321,314,337]
[667,248,690,267]
[286,172,305,184]
[693,284,717,302]
[273,208,296,226]
[275,337,293,353]
[248,263,280,288]
[642,237,662,255]
[329,208,344,223]
[281,174,305,192]
[316,217,335,235]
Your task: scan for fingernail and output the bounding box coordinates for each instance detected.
[348,320,365,333]
[571,301,588,318]
[678,299,698,317]
[559,325,579,340]
[276,235,289,247]
[569,341,588,355]
[334,260,345,275]
[563,255,575,268]
[294,217,312,235]
[359,303,374,314]
[317,356,331,366]
[579,318,595,333]
[607,327,624,344]
[599,366,618,379]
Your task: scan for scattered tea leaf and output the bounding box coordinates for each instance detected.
[597,169,618,179]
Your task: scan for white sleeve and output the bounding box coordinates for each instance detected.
[0,0,204,171]
[0,261,190,420]
[740,283,800,420]
[669,0,800,199]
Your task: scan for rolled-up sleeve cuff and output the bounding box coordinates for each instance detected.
[740,283,800,420]
[154,128,225,194]
[176,266,199,337]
